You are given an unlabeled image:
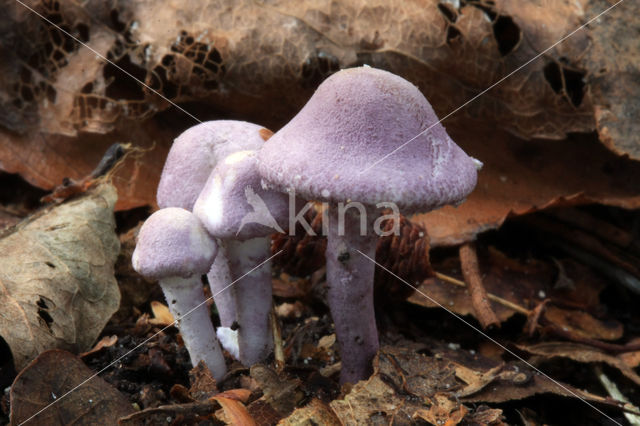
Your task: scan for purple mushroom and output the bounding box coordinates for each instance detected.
[132,207,227,380]
[258,66,481,383]
[194,150,289,366]
[156,121,267,330]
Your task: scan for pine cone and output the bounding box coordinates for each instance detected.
[271,206,433,304]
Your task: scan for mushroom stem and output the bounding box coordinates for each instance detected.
[207,244,237,327]
[160,276,227,380]
[225,237,274,366]
[326,204,379,384]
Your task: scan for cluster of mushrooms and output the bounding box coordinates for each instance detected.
[132,66,480,384]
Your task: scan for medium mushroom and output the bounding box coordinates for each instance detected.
[194,150,289,366]
[156,120,267,330]
[132,207,227,380]
[258,66,480,383]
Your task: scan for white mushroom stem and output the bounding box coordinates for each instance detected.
[225,237,274,366]
[160,276,227,381]
[326,204,379,384]
[207,244,237,327]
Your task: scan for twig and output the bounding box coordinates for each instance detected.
[459,242,500,329]
[433,272,530,315]
[271,303,285,373]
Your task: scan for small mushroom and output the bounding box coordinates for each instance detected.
[258,66,480,383]
[132,207,227,380]
[156,120,267,329]
[194,150,289,366]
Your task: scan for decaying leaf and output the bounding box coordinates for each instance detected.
[188,361,219,401]
[250,364,303,416]
[78,335,118,358]
[414,125,640,246]
[9,349,135,425]
[543,305,623,342]
[329,345,504,425]
[413,394,469,426]
[409,246,605,324]
[0,182,120,370]
[520,342,640,387]
[582,0,640,160]
[149,300,174,326]
[278,398,341,426]
[213,394,256,425]
[5,0,638,142]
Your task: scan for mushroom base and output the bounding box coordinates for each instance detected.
[161,276,227,380]
[326,204,379,384]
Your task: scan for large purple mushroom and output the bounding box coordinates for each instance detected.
[258,66,481,383]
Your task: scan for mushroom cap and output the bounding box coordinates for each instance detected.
[258,66,480,213]
[157,120,268,210]
[132,207,218,280]
[194,150,289,240]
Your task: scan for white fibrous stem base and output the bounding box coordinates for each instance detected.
[216,326,240,360]
[326,204,379,384]
[208,243,237,328]
[226,237,274,366]
[160,276,227,380]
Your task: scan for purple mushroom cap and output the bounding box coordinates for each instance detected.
[157,120,267,211]
[132,207,218,280]
[194,150,289,241]
[258,66,480,212]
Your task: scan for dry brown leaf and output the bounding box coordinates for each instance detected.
[250,364,303,416]
[9,349,134,425]
[414,125,640,246]
[453,363,505,398]
[413,394,468,426]
[409,247,605,324]
[188,361,219,401]
[213,396,256,426]
[329,344,635,423]
[149,300,174,326]
[519,342,640,387]
[329,344,504,425]
[278,398,340,426]
[79,335,117,358]
[619,339,640,369]
[582,0,640,159]
[543,306,623,341]
[0,182,120,370]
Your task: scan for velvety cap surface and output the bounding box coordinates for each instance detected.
[193,150,289,240]
[132,207,218,280]
[157,120,268,210]
[258,67,480,212]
